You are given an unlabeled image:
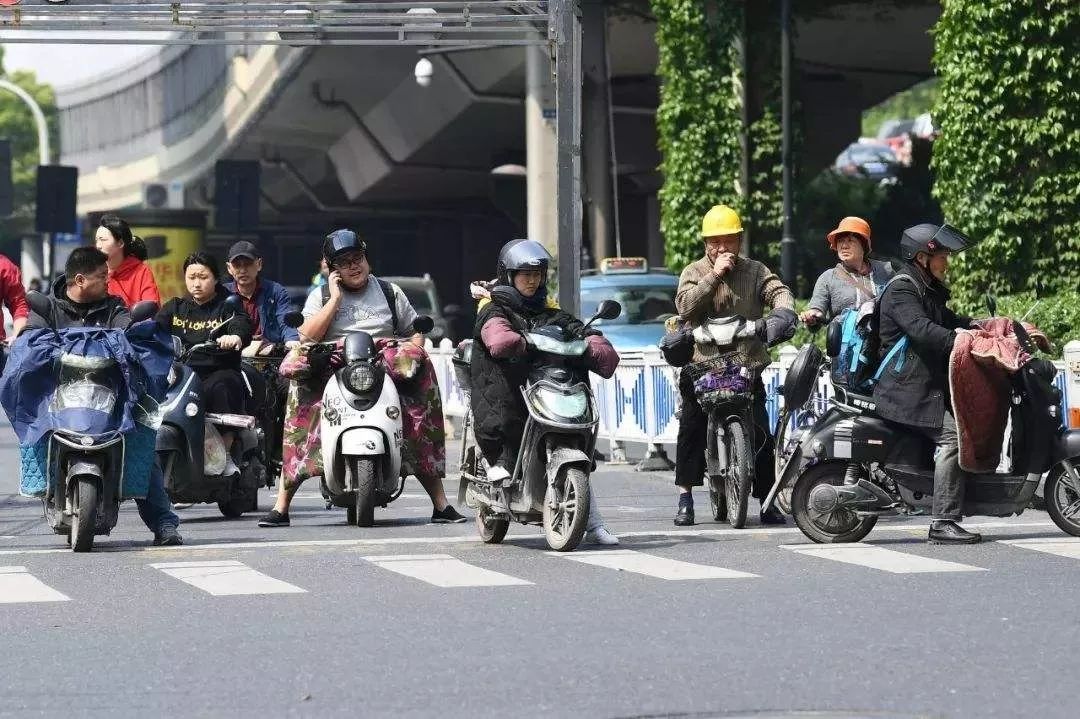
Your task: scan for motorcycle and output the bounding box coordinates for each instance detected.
[19,293,160,551]
[684,316,769,528]
[156,297,263,518]
[281,311,435,527]
[457,299,622,552]
[770,318,1080,543]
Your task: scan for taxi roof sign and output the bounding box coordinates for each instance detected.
[600,257,648,274]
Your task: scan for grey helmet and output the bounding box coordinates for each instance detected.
[900,223,976,261]
[496,239,551,285]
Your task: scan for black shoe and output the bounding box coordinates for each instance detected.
[258,510,290,528]
[674,506,695,526]
[760,507,787,525]
[432,505,468,524]
[154,525,183,546]
[928,520,981,545]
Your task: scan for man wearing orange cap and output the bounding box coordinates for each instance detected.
[800,217,894,326]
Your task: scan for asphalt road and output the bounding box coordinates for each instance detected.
[1,425,1078,719]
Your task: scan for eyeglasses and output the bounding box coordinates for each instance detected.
[335,254,366,269]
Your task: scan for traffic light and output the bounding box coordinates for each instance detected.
[0,140,12,218]
[36,165,79,234]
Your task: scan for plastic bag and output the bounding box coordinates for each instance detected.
[204,421,227,476]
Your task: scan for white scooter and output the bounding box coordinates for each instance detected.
[283,312,434,526]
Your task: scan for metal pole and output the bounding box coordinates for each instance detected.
[526,43,557,258]
[779,0,795,288]
[554,0,583,316]
[0,79,51,286]
[582,0,613,267]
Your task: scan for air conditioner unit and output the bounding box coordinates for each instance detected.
[143,181,184,209]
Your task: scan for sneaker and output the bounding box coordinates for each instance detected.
[223,456,240,477]
[760,507,787,525]
[484,462,511,485]
[431,505,468,524]
[153,525,183,546]
[586,526,620,546]
[258,510,290,528]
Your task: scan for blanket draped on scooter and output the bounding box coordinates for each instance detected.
[949,317,1050,473]
[278,339,445,488]
[0,322,175,499]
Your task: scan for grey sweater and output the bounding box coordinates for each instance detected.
[808,259,894,320]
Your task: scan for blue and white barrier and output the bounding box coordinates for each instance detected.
[428,341,1077,448]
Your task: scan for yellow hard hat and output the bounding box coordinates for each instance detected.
[701,205,743,238]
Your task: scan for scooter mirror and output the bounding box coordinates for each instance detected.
[1013,320,1036,355]
[26,290,51,321]
[223,294,244,311]
[171,336,184,356]
[129,300,159,323]
[284,311,305,329]
[586,299,622,327]
[413,316,435,335]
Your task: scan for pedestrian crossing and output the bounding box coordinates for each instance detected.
[4,538,1080,605]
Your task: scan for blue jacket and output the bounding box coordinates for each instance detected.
[224,278,299,343]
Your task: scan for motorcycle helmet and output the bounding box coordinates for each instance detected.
[322,229,367,267]
[899,223,976,261]
[496,239,551,286]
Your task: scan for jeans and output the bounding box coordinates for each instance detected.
[135,462,179,534]
[909,410,968,521]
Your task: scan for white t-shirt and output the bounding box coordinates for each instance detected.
[302,276,418,341]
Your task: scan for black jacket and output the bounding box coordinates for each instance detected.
[155,285,253,373]
[873,262,972,429]
[27,276,130,331]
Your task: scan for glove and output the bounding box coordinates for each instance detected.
[763,307,797,347]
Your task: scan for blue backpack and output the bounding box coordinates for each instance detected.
[826,274,917,393]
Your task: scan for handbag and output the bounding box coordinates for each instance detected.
[659,317,695,367]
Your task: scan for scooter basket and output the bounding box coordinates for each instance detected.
[685,354,756,409]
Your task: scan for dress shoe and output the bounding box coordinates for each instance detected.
[674,506,695,526]
[760,507,787,525]
[928,520,981,545]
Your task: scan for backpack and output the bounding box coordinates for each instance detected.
[826,273,918,393]
[321,277,399,332]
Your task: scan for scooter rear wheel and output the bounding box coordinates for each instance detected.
[543,467,590,552]
[70,477,99,553]
[791,463,877,544]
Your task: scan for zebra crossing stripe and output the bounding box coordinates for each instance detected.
[782,543,986,574]
[360,554,532,587]
[149,560,307,596]
[549,550,758,580]
[0,566,71,604]
[999,538,1080,559]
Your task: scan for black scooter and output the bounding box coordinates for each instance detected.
[771,319,1080,543]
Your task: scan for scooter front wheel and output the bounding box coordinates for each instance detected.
[70,477,99,553]
[476,505,510,544]
[348,458,378,527]
[1045,461,1080,537]
[543,467,590,552]
[791,463,877,544]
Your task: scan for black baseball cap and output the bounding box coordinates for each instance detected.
[227,240,261,262]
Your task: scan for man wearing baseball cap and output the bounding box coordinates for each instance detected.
[224,240,300,350]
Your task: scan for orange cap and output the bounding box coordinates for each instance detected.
[827,216,872,251]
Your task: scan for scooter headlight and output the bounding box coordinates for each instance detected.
[343,362,376,394]
[532,387,588,420]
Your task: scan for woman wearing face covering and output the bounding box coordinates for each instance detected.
[801,217,894,327]
[469,239,621,545]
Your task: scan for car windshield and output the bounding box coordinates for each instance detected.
[849,145,894,164]
[581,284,677,325]
[398,286,434,313]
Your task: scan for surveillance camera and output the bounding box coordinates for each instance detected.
[414,58,434,87]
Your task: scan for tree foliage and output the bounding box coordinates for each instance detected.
[651,0,743,270]
[932,1,1080,305]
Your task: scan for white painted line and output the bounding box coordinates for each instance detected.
[360,553,531,588]
[1000,538,1080,559]
[549,549,757,580]
[149,560,307,596]
[0,520,1061,557]
[0,565,71,603]
[782,544,986,574]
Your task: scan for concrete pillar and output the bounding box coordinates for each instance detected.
[526,44,557,256]
[582,0,614,266]
[21,237,44,286]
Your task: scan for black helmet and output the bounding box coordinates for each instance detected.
[900,223,976,261]
[322,229,367,266]
[496,239,551,285]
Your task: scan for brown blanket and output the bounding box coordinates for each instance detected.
[949,318,1050,472]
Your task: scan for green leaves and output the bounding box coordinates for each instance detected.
[933,0,1080,304]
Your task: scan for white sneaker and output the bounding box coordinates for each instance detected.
[484,462,511,484]
[586,526,620,546]
[223,456,240,477]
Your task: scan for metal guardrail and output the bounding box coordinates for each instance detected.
[427,342,1075,450]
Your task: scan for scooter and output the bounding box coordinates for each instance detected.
[458,299,622,551]
[21,293,159,551]
[156,299,263,518]
[282,311,435,526]
[771,319,1080,543]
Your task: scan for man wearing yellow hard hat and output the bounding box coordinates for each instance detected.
[672,204,796,526]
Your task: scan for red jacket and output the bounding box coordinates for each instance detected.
[0,254,28,342]
[108,255,161,309]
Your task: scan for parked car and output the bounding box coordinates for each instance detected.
[580,257,678,352]
[876,118,915,155]
[833,141,899,183]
